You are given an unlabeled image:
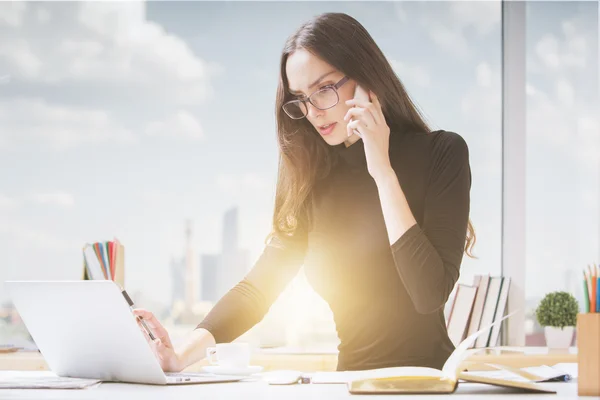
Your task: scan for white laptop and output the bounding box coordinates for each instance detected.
[5,280,245,385]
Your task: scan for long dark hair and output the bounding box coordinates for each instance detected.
[266,12,476,258]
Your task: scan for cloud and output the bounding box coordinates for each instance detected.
[460,63,501,126]
[526,84,538,96]
[0,1,27,28]
[0,97,136,151]
[393,2,407,22]
[0,39,42,79]
[448,1,500,36]
[390,60,431,88]
[0,194,19,211]
[417,1,501,57]
[0,192,75,210]
[427,25,469,58]
[458,61,502,178]
[0,220,79,252]
[0,75,10,84]
[476,62,492,88]
[35,7,51,24]
[145,110,204,141]
[535,22,588,72]
[217,173,271,198]
[0,2,219,106]
[30,192,75,208]
[527,85,599,169]
[526,14,599,169]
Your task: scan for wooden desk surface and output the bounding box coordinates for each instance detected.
[0,347,577,373]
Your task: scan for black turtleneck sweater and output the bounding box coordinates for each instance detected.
[197,129,471,371]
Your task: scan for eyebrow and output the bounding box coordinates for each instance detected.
[288,70,337,95]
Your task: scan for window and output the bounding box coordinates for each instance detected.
[524,1,599,345]
[0,1,502,349]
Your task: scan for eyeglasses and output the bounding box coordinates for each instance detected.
[282,76,350,120]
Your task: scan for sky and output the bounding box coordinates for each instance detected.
[0,1,598,317]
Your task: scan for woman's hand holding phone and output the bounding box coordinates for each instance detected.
[344,86,393,182]
[348,85,370,138]
[133,308,185,372]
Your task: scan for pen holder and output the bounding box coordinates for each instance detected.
[577,313,600,396]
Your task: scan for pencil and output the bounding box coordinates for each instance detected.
[583,272,590,313]
[586,266,593,293]
[592,267,597,313]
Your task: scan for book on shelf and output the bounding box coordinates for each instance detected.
[445,274,511,350]
[345,312,555,395]
[450,275,509,349]
[446,284,478,347]
[466,274,490,338]
[82,238,124,287]
[488,277,511,347]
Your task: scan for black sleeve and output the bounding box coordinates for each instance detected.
[195,230,307,343]
[390,131,471,314]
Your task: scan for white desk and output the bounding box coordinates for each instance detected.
[0,380,579,399]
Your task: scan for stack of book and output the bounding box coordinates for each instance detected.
[446,275,511,348]
[82,238,125,287]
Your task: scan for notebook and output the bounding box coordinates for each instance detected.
[466,274,490,338]
[345,311,556,394]
[474,276,504,348]
[488,277,511,347]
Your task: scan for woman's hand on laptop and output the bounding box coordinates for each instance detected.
[133,308,184,372]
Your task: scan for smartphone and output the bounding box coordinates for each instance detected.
[350,84,370,138]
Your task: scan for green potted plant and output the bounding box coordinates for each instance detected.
[535,291,579,349]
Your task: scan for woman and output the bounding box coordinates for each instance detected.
[134,12,475,373]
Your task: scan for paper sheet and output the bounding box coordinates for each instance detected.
[522,365,572,381]
[551,363,578,379]
[461,364,571,383]
[460,369,530,383]
[0,371,101,389]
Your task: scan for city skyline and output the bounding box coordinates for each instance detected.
[170,206,250,308]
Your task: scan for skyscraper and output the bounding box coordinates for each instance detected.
[198,206,250,301]
[218,207,250,297]
[170,255,185,306]
[200,254,220,303]
[185,219,199,307]
[222,207,239,252]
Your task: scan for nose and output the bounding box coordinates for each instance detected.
[306,102,324,120]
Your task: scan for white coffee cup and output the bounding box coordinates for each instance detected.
[206,342,251,368]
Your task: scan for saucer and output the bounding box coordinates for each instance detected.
[202,365,264,376]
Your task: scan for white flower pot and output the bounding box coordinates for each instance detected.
[544,326,574,349]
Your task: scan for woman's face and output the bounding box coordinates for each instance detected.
[285,48,360,147]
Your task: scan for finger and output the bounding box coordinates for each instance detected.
[154,338,165,354]
[344,102,380,125]
[343,107,378,126]
[138,322,153,344]
[346,122,361,138]
[132,308,152,319]
[369,91,385,121]
[347,120,369,138]
[150,339,164,361]
[132,310,172,347]
[154,338,175,364]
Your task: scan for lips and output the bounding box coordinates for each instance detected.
[318,122,337,136]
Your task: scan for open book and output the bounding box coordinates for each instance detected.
[343,311,556,394]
